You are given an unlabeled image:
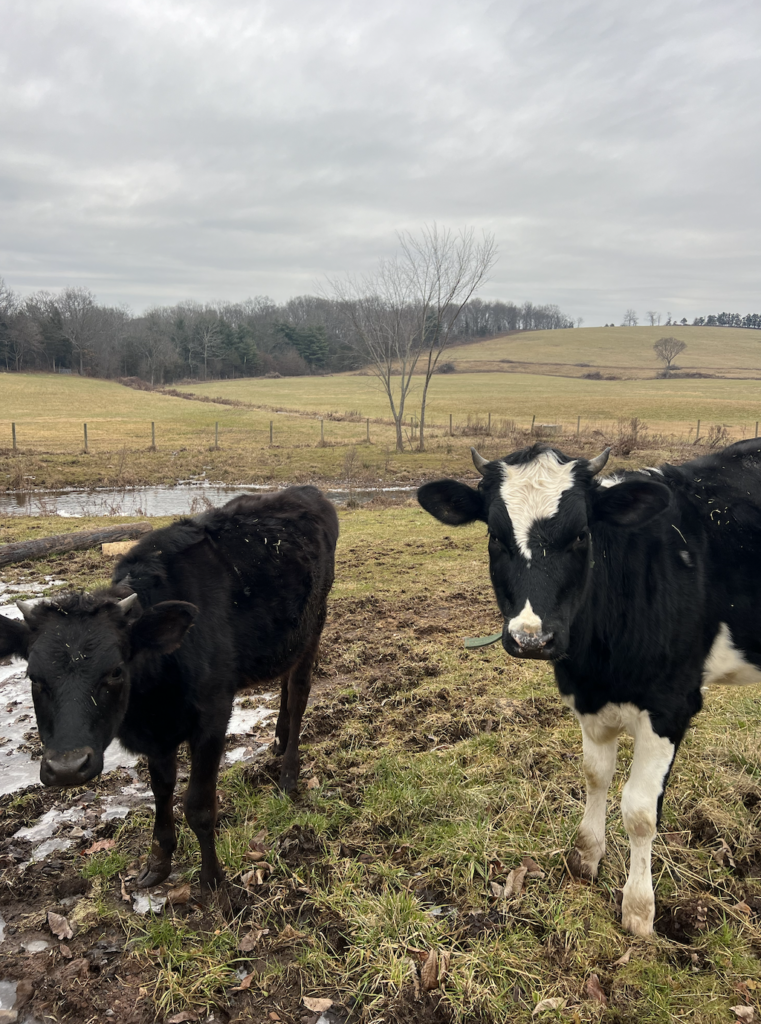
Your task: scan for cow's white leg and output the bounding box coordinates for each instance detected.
[620,711,675,937]
[572,715,619,878]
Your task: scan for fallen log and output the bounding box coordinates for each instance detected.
[0,522,152,568]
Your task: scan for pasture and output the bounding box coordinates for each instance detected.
[445,325,761,379]
[1,505,761,1023]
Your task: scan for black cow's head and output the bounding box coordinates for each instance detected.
[418,445,670,661]
[0,592,196,787]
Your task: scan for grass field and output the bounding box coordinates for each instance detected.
[444,325,761,379]
[2,506,761,1023]
[179,371,761,438]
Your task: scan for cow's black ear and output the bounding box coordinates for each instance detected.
[129,601,197,655]
[591,479,671,527]
[418,480,486,525]
[0,614,30,661]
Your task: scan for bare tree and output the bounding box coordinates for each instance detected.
[622,309,639,326]
[653,336,686,374]
[406,225,497,450]
[56,287,101,374]
[329,225,496,452]
[329,258,422,452]
[646,311,661,326]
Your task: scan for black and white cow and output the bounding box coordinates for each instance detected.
[0,486,338,888]
[418,439,761,936]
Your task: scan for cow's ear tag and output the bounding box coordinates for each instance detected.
[464,632,503,648]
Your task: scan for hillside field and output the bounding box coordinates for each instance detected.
[445,325,761,379]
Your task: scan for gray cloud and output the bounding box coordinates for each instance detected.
[1,0,759,323]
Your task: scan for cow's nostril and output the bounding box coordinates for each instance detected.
[510,630,554,650]
[41,747,96,786]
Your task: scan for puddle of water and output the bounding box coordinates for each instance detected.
[0,482,414,518]
[0,980,15,1009]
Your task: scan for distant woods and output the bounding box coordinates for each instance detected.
[0,277,576,384]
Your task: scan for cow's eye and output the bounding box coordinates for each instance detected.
[569,532,588,550]
[106,667,124,684]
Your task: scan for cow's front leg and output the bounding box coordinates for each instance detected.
[620,711,676,937]
[137,751,177,887]
[185,732,226,887]
[570,716,619,880]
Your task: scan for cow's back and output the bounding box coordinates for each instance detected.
[199,486,338,680]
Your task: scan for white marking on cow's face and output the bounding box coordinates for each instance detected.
[507,599,543,636]
[703,623,761,686]
[499,451,577,560]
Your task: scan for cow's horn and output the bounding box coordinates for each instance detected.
[471,448,489,476]
[588,447,611,476]
[117,593,139,613]
[16,600,36,618]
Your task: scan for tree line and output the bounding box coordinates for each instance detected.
[0,278,576,385]
[619,309,761,329]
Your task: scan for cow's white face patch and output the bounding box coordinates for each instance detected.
[499,451,577,559]
[703,623,761,686]
[508,599,543,636]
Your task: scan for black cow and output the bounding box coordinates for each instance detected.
[418,440,761,936]
[0,486,338,888]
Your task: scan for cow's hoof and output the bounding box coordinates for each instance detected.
[621,909,654,937]
[567,847,598,881]
[136,859,172,888]
[621,892,655,937]
[278,769,298,798]
[200,869,225,889]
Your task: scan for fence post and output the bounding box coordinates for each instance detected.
[366,417,370,442]
[530,414,536,435]
[449,413,452,436]
[756,421,759,438]
[696,419,700,441]
[11,423,16,451]
[83,423,88,453]
[270,421,273,445]
[151,422,156,450]
[214,422,219,449]
[320,418,324,443]
[487,412,491,436]
[577,415,580,435]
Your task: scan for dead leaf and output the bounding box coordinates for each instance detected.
[84,838,116,855]
[439,949,451,986]
[166,882,191,905]
[586,974,607,1007]
[268,1014,281,1022]
[48,911,74,941]
[303,996,333,1012]
[735,901,752,917]
[532,997,567,1016]
[507,865,528,897]
[59,944,73,959]
[166,1012,200,1024]
[421,949,439,991]
[120,876,131,902]
[613,947,633,967]
[277,924,305,943]
[408,958,422,1000]
[662,831,687,846]
[245,850,267,862]
[231,972,255,993]
[306,776,320,790]
[712,838,736,869]
[238,928,267,952]
[490,881,505,898]
[731,1007,755,1023]
[522,856,546,878]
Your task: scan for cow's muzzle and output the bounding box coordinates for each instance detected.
[505,629,556,660]
[40,746,100,787]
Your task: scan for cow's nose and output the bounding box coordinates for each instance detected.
[509,630,554,651]
[40,747,96,787]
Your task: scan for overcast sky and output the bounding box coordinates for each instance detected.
[1,0,759,325]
